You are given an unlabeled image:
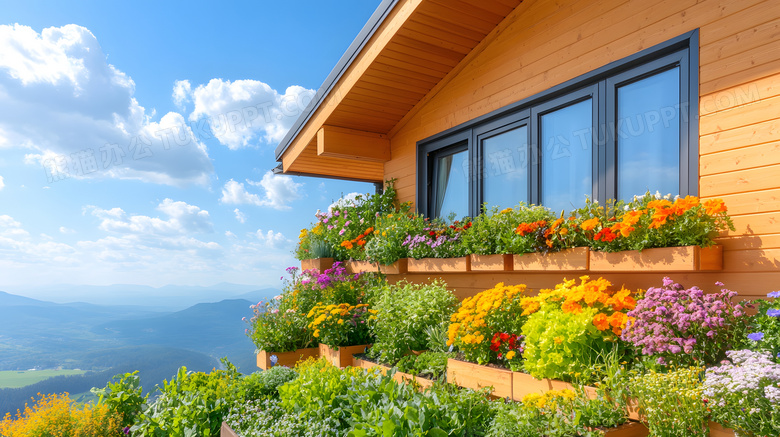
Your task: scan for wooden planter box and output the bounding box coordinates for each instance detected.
[470,254,513,271]
[348,258,408,274]
[221,422,240,437]
[351,356,391,375]
[511,371,555,400]
[513,247,589,271]
[408,256,471,273]
[708,421,742,437]
[393,371,435,390]
[301,257,334,271]
[597,422,649,437]
[256,347,319,370]
[589,245,723,271]
[446,358,512,398]
[319,343,371,368]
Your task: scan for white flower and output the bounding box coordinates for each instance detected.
[655,191,662,199]
[274,295,282,300]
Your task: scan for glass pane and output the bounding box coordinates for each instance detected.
[541,99,592,213]
[617,67,680,200]
[482,126,528,209]
[434,149,469,219]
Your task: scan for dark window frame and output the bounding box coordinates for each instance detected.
[416,30,699,218]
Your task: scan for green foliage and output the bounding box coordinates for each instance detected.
[369,280,458,363]
[91,371,147,429]
[522,306,611,381]
[131,362,241,437]
[461,204,554,255]
[395,352,450,381]
[364,211,419,265]
[747,293,780,358]
[225,398,341,437]
[239,367,298,400]
[630,367,708,437]
[423,323,450,354]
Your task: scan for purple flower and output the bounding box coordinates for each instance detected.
[270,354,278,366]
[747,332,765,341]
[767,309,780,317]
[768,291,780,298]
[123,427,131,435]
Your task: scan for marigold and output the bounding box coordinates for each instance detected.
[580,217,600,231]
[593,313,610,331]
[703,198,727,215]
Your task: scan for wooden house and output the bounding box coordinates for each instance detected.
[274,0,780,300]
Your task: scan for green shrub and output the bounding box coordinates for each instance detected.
[369,280,457,364]
[395,352,450,380]
[225,398,341,437]
[91,371,147,429]
[239,367,298,400]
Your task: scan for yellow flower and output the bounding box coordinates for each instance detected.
[505,351,516,360]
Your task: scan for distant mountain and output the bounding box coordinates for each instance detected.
[0,290,55,307]
[2,284,281,310]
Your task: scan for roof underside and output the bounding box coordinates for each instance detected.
[275,0,523,182]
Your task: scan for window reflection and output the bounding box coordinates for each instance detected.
[617,68,680,200]
[482,126,528,209]
[541,99,592,213]
[435,150,468,219]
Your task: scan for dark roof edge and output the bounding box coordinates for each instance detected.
[274,0,400,161]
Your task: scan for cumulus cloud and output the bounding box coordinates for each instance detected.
[180,78,315,149]
[0,175,4,190]
[172,79,191,109]
[234,208,246,224]
[59,226,75,234]
[220,172,302,210]
[0,24,212,186]
[88,198,213,236]
[255,229,288,248]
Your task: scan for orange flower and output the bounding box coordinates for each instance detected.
[703,198,727,215]
[580,217,600,231]
[621,210,644,226]
[647,199,673,210]
[648,208,672,229]
[611,222,634,238]
[593,313,609,331]
[561,299,582,314]
[671,196,699,215]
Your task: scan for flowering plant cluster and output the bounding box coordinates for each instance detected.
[576,192,734,252]
[746,290,780,359]
[621,277,748,367]
[447,283,528,369]
[295,179,406,261]
[631,366,708,437]
[306,303,376,348]
[364,212,421,265]
[521,277,638,380]
[402,219,471,259]
[461,204,554,255]
[247,263,383,353]
[703,349,780,436]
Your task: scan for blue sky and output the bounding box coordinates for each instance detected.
[0,1,381,288]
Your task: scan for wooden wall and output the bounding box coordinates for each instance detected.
[382,0,780,298]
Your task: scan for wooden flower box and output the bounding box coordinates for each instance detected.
[510,371,556,400]
[597,422,649,437]
[392,371,435,390]
[547,379,641,421]
[708,421,741,437]
[221,422,240,437]
[513,247,589,271]
[351,356,391,375]
[256,347,319,370]
[319,343,371,368]
[470,254,513,271]
[589,245,723,272]
[300,257,334,271]
[408,256,471,273]
[446,358,512,399]
[347,258,408,274]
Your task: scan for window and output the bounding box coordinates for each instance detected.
[417,31,698,219]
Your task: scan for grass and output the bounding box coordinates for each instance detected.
[0,370,87,389]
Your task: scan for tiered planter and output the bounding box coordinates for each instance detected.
[589,245,723,271]
[221,422,240,437]
[597,422,649,437]
[510,371,556,400]
[319,343,371,368]
[352,356,391,375]
[513,247,590,271]
[708,422,742,437]
[470,254,513,271]
[408,256,471,273]
[347,258,409,274]
[300,257,334,271]
[392,371,435,390]
[256,347,319,370]
[446,358,512,398]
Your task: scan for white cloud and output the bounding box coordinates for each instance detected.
[225,230,236,238]
[172,79,191,109]
[220,179,262,206]
[88,198,213,236]
[329,192,367,211]
[182,78,315,149]
[0,24,213,186]
[0,175,4,190]
[246,171,303,210]
[59,226,75,234]
[234,208,246,224]
[255,229,288,248]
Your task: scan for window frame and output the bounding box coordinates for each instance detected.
[416,30,699,218]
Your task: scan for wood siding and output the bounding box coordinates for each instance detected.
[384,0,780,296]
